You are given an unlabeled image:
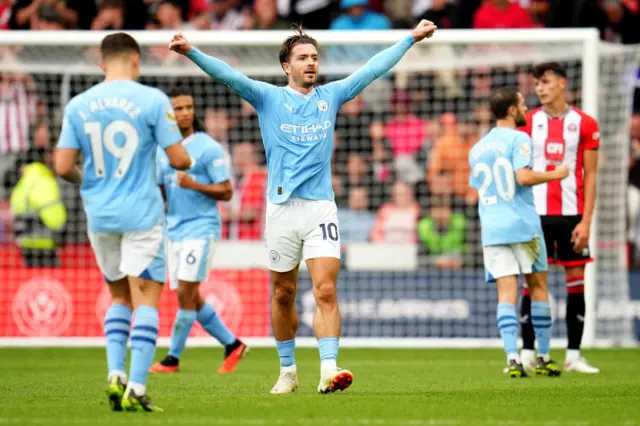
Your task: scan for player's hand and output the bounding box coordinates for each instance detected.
[176,171,195,189]
[571,221,590,254]
[554,164,570,180]
[412,19,437,42]
[169,33,192,55]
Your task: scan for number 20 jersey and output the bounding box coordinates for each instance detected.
[468,127,543,247]
[57,80,182,233]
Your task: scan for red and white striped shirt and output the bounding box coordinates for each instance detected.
[518,106,600,216]
[0,80,37,154]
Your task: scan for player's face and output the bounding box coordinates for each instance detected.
[535,71,565,105]
[285,43,319,88]
[171,95,195,131]
[513,93,528,127]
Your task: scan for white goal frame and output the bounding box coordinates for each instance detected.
[0,28,607,348]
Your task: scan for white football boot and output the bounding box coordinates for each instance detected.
[270,365,298,394]
[317,362,354,394]
[564,356,600,374]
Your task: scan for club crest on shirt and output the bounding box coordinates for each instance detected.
[568,123,578,132]
[269,250,280,263]
[520,143,531,155]
[166,109,176,123]
[317,100,328,112]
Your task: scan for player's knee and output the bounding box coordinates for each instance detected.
[273,281,296,308]
[313,279,337,307]
[177,282,200,310]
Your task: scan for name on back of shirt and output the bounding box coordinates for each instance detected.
[84,97,141,120]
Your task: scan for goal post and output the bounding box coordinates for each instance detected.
[0,29,637,349]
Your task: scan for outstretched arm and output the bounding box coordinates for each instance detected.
[335,20,437,103]
[170,33,265,108]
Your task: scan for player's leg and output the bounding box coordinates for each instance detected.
[301,201,352,393]
[556,217,599,373]
[520,218,555,370]
[485,245,527,378]
[119,224,166,412]
[88,232,131,411]
[265,201,303,394]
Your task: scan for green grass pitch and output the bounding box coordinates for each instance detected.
[1,348,639,425]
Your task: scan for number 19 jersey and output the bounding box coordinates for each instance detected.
[57,81,182,233]
[468,127,542,247]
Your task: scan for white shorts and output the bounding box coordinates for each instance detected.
[88,220,166,283]
[264,199,341,272]
[483,237,548,282]
[167,237,217,290]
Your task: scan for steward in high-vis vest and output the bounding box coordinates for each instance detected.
[10,157,67,267]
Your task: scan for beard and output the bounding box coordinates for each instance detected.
[515,114,527,127]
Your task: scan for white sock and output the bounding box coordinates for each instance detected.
[539,354,550,362]
[127,381,146,396]
[507,353,521,363]
[520,349,535,361]
[321,359,337,375]
[108,370,127,383]
[280,364,297,374]
[565,349,580,363]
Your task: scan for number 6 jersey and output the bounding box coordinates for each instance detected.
[57,80,182,233]
[468,127,542,247]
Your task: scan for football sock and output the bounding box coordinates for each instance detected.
[104,303,132,379]
[276,339,296,367]
[128,306,159,395]
[167,309,197,360]
[566,276,585,351]
[531,301,552,357]
[197,302,236,346]
[497,302,519,362]
[520,290,536,350]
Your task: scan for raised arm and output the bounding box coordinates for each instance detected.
[170,33,265,108]
[335,20,437,103]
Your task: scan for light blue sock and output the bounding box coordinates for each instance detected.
[531,301,552,356]
[197,302,236,346]
[168,309,197,359]
[318,337,339,363]
[129,306,159,387]
[104,304,132,376]
[276,339,295,367]
[497,302,519,358]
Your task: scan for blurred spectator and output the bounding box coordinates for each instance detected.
[231,100,263,161]
[428,113,473,202]
[629,113,640,266]
[338,186,376,243]
[335,95,374,165]
[417,0,456,29]
[10,145,66,267]
[330,0,391,30]
[371,180,420,244]
[276,0,334,29]
[473,0,533,28]
[384,89,427,184]
[221,142,267,240]
[0,0,11,29]
[0,68,38,200]
[10,0,97,30]
[417,195,466,270]
[145,0,192,20]
[3,121,50,193]
[155,0,195,29]
[605,0,640,44]
[205,108,232,146]
[91,0,127,30]
[250,0,289,29]
[205,0,252,30]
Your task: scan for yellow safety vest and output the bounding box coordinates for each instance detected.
[10,163,67,250]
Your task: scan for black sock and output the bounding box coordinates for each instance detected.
[566,290,585,350]
[161,355,179,367]
[520,293,535,350]
[224,339,242,358]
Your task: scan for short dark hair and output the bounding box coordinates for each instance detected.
[532,62,567,79]
[166,86,204,132]
[100,32,140,61]
[489,87,520,119]
[279,23,318,67]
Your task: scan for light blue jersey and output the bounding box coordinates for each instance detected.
[468,127,542,247]
[157,132,230,241]
[57,80,182,233]
[186,35,416,204]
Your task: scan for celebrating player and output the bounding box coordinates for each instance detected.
[150,87,248,375]
[518,62,600,374]
[54,33,192,412]
[469,88,567,378]
[169,21,437,393]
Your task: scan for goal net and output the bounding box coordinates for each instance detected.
[0,29,637,348]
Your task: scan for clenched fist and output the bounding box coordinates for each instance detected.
[412,19,437,42]
[169,33,192,55]
[176,171,195,189]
